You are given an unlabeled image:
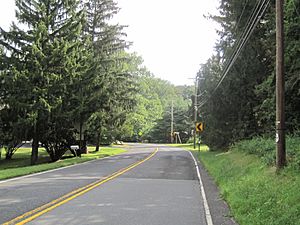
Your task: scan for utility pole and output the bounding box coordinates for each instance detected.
[275,0,286,170]
[171,100,174,143]
[193,76,198,149]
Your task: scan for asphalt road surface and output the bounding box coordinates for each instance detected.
[0,143,237,225]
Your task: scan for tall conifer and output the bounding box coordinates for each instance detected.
[83,0,133,149]
[0,0,85,164]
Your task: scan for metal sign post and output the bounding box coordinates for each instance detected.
[198,136,201,154]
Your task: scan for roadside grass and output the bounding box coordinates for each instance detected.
[231,136,300,170]
[168,143,209,151]
[0,147,126,181]
[195,150,300,225]
[170,139,300,225]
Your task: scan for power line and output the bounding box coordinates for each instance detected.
[218,0,262,76]
[233,0,251,34]
[198,0,271,108]
[214,0,270,93]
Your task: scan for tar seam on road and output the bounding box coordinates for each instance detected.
[188,151,214,225]
[3,148,159,225]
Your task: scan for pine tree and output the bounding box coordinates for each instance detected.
[199,0,276,148]
[0,0,85,163]
[83,0,133,149]
[199,0,300,148]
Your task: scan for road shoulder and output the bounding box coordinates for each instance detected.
[191,151,239,225]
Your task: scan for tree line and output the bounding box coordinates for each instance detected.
[117,57,194,144]
[0,0,138,164]
[0,0,195,164]
[197,0,299,149]
[3,0,294,163]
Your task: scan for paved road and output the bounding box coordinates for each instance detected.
[0,143,237,225]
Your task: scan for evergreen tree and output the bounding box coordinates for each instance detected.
[83,0,134,149]
[0,0,85,163]
[199,0,300,148]
[199,0,275,148]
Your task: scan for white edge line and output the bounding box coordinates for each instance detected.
[0,153,118,185]
[188,151,214,225]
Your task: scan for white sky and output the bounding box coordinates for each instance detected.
[0,0,220,85]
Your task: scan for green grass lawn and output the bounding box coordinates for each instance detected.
[169,143,300,225]
[0,146,126,181]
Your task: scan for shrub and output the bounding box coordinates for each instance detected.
[231,136,300,170]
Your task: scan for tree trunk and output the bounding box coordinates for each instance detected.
[95,132,100,152]
[31,124,39,165]
[79,120,83,151]
[79,120,88,154]
[5,150,12,160]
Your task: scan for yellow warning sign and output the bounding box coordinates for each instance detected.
[196,122,204,132]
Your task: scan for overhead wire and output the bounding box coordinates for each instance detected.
[215,0,262,83]
[198,0,271,108]
[233,0,251,34]
[213,0,270,93]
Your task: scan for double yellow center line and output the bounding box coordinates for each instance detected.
[4,148,158,225]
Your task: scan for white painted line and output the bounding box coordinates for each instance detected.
[188,151,214,225]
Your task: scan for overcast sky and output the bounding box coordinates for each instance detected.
[0,0,220,85]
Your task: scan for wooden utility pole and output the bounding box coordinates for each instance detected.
[171,100,174,143]
[275,0,286,169]
[193,76,198,149]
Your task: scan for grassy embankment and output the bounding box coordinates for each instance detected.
[173,137,300,225]
[0,147,126,181]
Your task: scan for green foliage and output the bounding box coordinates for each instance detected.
[284,0,300,132]
[119,59,193,142]
[86,51,137,146]
[83,0,134,147]
[199,0,300,148]
[0,107,26,159]
[231,136,300,170]
[0,0,136,162]
[0,0,87,163]
[119,67,163,141]
[231,137,276,166]
[149,107,191,143]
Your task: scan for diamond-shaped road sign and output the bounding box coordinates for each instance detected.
[196,122,204,132]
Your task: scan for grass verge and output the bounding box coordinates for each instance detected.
[170,142,300,225]
[0,147,126,181]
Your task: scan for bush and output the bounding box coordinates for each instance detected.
[231,136,300,170]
